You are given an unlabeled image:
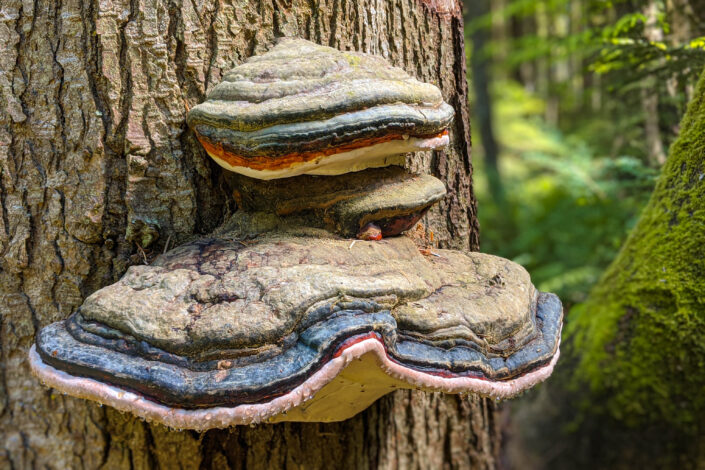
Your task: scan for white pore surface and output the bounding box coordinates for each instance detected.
[29,338,559,431]
[211,134,450,180]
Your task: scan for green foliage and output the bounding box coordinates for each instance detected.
[475,81,657,305]
[467,0,704,305]
[592,21,705,84]
[483,0,705,82]
[467,0,705,156]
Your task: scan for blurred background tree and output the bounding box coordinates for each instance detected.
[462,0,705,468]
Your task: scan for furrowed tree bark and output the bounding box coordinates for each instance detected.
[507,68,705,470]
[0,0,495,469]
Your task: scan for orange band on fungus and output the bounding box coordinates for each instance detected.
[196,130,450,171]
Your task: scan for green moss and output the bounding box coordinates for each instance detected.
[565,69,705,430]
[125,216,161,249]
[343,53,362,67]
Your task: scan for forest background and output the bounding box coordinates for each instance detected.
[0,0,702,467]
[462,0,705,467]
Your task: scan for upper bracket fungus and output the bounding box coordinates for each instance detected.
[186,38,453,180]
[29,38,563,431]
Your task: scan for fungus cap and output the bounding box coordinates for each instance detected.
[187,38,454,180]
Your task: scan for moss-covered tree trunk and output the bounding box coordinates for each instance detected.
[0,0,497,468]
[511,68,705,470]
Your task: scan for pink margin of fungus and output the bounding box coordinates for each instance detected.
[29,338,559,431]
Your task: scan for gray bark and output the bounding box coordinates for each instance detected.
[0,0,494,468]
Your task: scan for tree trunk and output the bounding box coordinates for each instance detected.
[465,0,504,209]
[507,68,705,470]
[666,0,703,103]
[641,0,667,167]
[0,0,494,468]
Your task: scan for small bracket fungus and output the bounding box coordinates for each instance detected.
[228,166,447,239]
[29,38,563,431]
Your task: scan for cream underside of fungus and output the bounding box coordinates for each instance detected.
[208,134,450,180]
[30,339,559,431]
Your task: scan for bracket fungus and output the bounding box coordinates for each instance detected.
[30,38,563,431]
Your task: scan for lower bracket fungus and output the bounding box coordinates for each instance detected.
[31,232,561,430]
